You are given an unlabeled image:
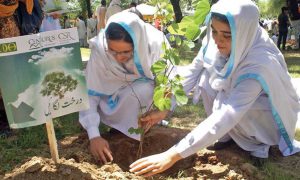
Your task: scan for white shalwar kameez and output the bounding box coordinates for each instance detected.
[105,0,122,23]
[171,0,300,158]
[87,17,97,40]
[79,12,166,141]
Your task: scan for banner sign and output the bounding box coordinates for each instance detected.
[0,28,89,128]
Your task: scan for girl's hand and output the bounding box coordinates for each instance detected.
[129,149,182,177]
[140,110,170,132]
[89,136,113,164]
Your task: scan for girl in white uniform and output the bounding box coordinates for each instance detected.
[130,0,300,176]
[79,12,168,164]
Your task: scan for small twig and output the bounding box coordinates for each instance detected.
[125,75,144,114]
[136,131,144,159]
[125,74,147,159]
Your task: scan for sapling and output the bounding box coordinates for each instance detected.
[128,0,210,159]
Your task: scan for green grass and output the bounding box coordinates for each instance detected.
[0,113,81,173]
[285,51,300,78]
[172,100,206,119]
[261,162,296,180]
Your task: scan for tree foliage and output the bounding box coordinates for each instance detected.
[40,72,78,99]
[257,0,286,18]
[151,0,210,112]
[168,0,210,41]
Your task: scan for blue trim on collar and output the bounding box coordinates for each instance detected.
[235,73,293,153]
[118,22,146,77]
[108,95,119,110]
[88,89,119,110]
[135,77,152,82]
[88,89,107,96]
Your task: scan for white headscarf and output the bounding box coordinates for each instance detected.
[86,12,165,95]
[198,0,300,153]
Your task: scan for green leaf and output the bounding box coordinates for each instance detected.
[173,85,188,106]
[185,24,201,41]
[187,41,195,49]
[167,0,210,40]
[169,35,175,42]
[167,23,184,35]
[151,60,167,74]
[173,74,184,85]
[175,36,182,46]
[169,51,180,65]
[155,74,168,85]
[128,127,144,135]
[166,4,174,13]
[128,127,136,134]
[194,0,211,25]
[153,86,171,111]
[162,42,167,51]
[167,16,193,36]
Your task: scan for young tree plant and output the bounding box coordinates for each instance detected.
[129,0,210,159]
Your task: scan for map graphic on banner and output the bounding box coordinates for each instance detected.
[0,28,89,129]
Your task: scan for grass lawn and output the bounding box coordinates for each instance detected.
[0,47,300,178]
[80,48,91,60]
[284,50,300,78]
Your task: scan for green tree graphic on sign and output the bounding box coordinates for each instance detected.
[40,71,78,99]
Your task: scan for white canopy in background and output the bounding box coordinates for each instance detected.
[136,3,156,15]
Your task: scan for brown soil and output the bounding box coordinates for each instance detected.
[2,126,300,180]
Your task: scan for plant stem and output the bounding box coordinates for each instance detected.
[125,76,149,159]
[136,130,144,159]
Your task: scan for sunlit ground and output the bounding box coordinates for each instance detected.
[80,48,91,61]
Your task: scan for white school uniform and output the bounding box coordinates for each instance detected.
[172,0,300,158]
[79,12,166,140]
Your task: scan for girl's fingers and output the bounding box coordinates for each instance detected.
[140,114,152,122]
[129,158,149,170]
[103,147,113,162]
[142,168,161,177]
[98,151,107,164]
[133,164,157,176]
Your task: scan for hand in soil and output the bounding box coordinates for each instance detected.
[129,148,182,177]
[140,110,170,132]
[90,136,113,164]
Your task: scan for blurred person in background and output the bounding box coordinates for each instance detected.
[95,0,106,32]
[87,14,97,40]
[105,0,122,23]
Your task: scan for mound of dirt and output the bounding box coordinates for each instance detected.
[3,126,300,179]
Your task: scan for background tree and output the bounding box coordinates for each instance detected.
[79,0,88,19]
[170,0,182,22]
[40,72,78,99]
[257,0,285,18]
[86,0,92,18]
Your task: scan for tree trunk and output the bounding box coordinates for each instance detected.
[86,0,92,18]
[170,0,182,23]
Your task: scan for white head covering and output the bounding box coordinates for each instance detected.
[200,0,260,90]
[198,0,300,153]
[86,11,165,95]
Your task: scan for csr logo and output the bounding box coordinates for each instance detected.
[0,42,17,54]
